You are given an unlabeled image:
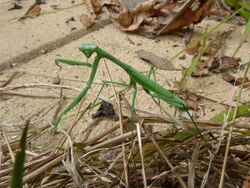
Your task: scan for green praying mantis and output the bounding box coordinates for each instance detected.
[53,44,188,128]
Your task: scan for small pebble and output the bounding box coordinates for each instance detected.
[66,17,75,23]
[179,54,186,60]
[41,49,47,54]
[11,63,17,67]
[52,75,60,84]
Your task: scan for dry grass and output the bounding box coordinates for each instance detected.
[1,101,250,187]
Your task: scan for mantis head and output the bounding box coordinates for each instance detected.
[79,44,98,58]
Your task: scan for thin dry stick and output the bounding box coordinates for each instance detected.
[58,102,92,150]
[86,130,137,151]
[84,118,130,145]
[0,83,82,92]
[22,153,64,183]
[1,127,15,163]
[0,142,2,171]
[136,123,147,188]
[79,119,100,144]
[51,90,66,125]
[188,142,199,188]
[103,59,118,102]
[143,126,187,188]
[117,95,129,188]
[121,95,187,188]
[123,106,250,129]
[219,61,250,188]
[104,59,129,186]
[26,71,104,85]
[58,129,85,188]
[0,91,75,99]
[0,71,21,87]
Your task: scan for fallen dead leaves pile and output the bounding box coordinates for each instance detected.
[84,0,215,35]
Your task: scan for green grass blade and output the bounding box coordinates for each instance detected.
[210,105,250,122]
[11,122,29,188]
[233,17,250,56]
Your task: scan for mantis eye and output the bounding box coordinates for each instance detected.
[79,44,97,58]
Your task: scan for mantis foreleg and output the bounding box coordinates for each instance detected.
[53,56,101,128]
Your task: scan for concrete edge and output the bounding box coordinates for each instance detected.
[0,19,111,70]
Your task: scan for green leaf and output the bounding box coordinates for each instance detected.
[224,0,250,19]
[210,105,250,122]
[174,131,194,141]
[11,122,29,188]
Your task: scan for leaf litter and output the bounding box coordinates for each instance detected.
[137,49,176,70]
[85,0,215,35]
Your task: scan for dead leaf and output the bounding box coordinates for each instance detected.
[219,56,240,71]
[222,73,235,84]
[235,77,250,88]
[86,0,102,17]
[242,170,250,188]
[92,100,118,120]
[182,91,200,110]
[222,73,250,88]
[80,14,95,29]
[190,31,233,77]
[209,56,240,72]
[186,40,201,55]
[98,0,215,35]
[24,4,41,18]
[137,50,175,70]
[183,25,194,45]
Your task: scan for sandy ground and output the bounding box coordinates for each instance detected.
[0,0,249,151]
[0,0,109,69]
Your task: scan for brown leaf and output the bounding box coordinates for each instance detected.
[222,73,236,84]
[25,4,41,18]
[183,25,194,45]
[137,50,175,70]
[210,56,240,72]
[182,91,200,110]
[102,0,215,35]
[86,0,102,17]
[92,100,118,120]
[156,0,215,35]
[235,77,250,88]
[222,73,250,88]
[242,170,250,188]
[80,14,95,29]
[219,56,240,71]
[186,40,201,55]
